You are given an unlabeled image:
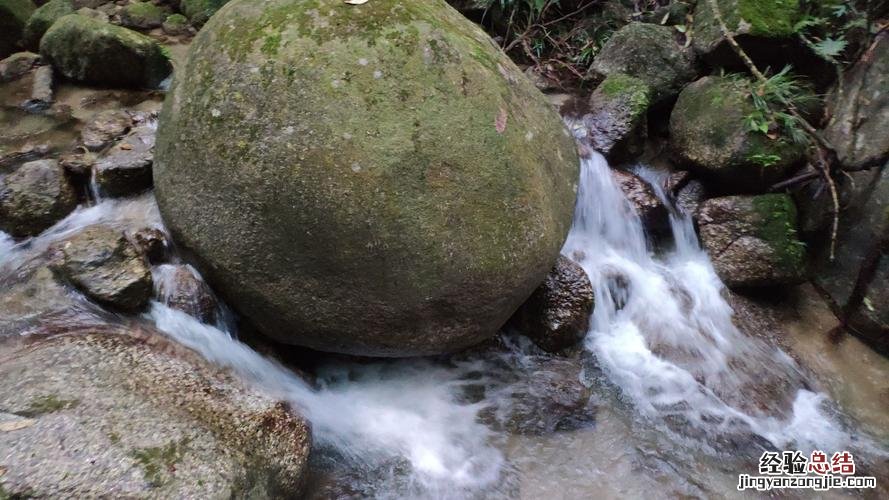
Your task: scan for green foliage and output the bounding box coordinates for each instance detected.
[795,0,877,62]
[734,67,815,145]
[748,153,783,167]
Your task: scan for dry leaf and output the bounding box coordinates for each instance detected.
[344,0,368,4]
[119,143,133,150]
[0,418,36,432]
[494,108,507,134]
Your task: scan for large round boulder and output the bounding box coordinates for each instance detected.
[154,0,580,356]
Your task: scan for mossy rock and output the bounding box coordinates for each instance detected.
[692,0,833,88]
[697,193,806,287]
[589,22,697,104]
[154,0,580,356]
[39,14,171,87]
[120,1,166,30]
[162,12,189,35]
[22,0,73,50]
[179,0,229,26]
[0,0,36,58]
[583,73,652,161]
[669,75,804,192]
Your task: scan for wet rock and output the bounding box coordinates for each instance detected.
[81,108,132,151]
[0,51,39,82]
[0,0,35,59]
[154,264,218,323]
[697,194,806,287]
[0,331,311,498]
[692,0,833,89]
[675,178,706,216]
[161,12,188,36]
[0,159,77,237]
[483,355,595,435]
[39,14,171,88]
[23,63,52,111]
[613,169,670,235]
[119,1,165,30]
[22,0,74,50]
[0,142,49,170]
[94,125,154,197]
[583,73,652,161]
[179,0,229,26]
[58,149,95,176]
[155,0,580,356]
[809,167,889,354]
[670,76,805,192]
[511,256,593,353]
[128,226,168,263]
[589,22,696,104]
[824,33,889,170]
[52,224,153,311]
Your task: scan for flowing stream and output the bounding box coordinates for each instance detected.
[2,120,888,498]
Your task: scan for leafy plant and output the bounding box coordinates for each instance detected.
[736,66,817,145]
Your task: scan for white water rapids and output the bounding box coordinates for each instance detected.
[2,126,887,497]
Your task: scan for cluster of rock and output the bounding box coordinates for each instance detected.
[0,0,232,91]
[507,0,887,351]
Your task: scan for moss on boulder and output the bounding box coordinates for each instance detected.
[120,1,166,30]
[582,73,652,160]
[179,0,229,26]
[0,0,36,58]
[589,22,696,103]
[39,14,171,87]
[692,0,833,88]
[22,0,73,50]
[697,193,806,287]
[669,75,804,192]
[154,0,580,356]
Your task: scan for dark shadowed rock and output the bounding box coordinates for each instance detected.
[81,109,132,151]
[0,0,35,59]
[808,167,888,354]
[693,0,833,89]
[0,51,39,82]
[52,224,153,311]
[583,73,652,161]
[94,125,154,197]
[824,33,889,171]
[511,256,593,353]
[670,76,805,192]
[479,354,596,435]
[154,0,579,356]
[58,149,95,176]
[128,226,168,263]
[0,143,49,170]
[0,331,311,498]
[179,0,230,26]
[589,22,696,103]
[697,194,806,287]
[154,264,218,323]
[0,159,77,237]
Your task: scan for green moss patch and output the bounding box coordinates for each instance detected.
[752,193,806,269]
[20,394,79,417]
[131,439,189,487]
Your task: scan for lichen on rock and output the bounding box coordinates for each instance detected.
[154,0,580,356]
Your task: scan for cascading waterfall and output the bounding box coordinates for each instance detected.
[2,120,886,498]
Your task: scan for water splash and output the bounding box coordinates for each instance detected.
[563,147,863,453]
